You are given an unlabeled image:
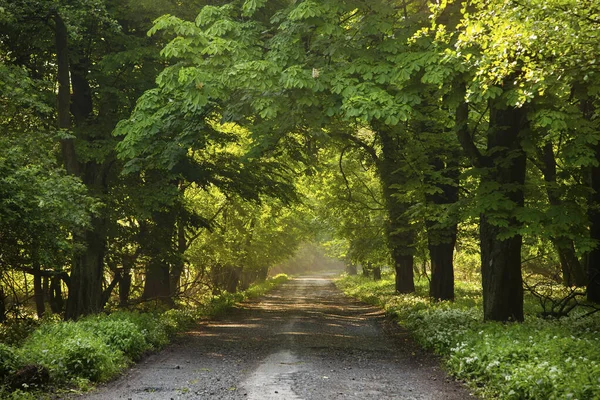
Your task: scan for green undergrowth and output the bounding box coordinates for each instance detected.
[336,273,600,400]
[0,274,288,398]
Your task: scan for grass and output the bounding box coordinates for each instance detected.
[0,274,288,398]
[336,273,600,399]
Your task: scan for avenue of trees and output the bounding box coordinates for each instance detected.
[1,0,600,323]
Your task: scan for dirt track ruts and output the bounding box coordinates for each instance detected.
[77,275,474,399]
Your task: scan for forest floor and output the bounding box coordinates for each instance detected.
[74,274,474,399]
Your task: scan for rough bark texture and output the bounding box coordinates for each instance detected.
[54,13,78,176]
[588,140,600,303]
[142,211,176,305]
[480,102,527,322]
[378,126,415,294]
[426,158,459,301]
[66,221,107,319]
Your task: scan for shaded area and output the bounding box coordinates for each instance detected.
[78,275,473,399]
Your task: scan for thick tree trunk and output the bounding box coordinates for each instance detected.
[428,241,456,301]
[65,220,106,319]
[142,210,176,305]
[143,259,172,303]
[378,126,415,294]
[54,13,78,176]
[426,158,459,301]
[588,140,600,303]
[480,102,527,322]
[119,272,132,307]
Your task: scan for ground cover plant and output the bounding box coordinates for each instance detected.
[0,275,288,399]
[337,273,600,399]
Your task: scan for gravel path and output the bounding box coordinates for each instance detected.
[79,276,474,399]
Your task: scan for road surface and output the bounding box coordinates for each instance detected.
[79,276,473,399]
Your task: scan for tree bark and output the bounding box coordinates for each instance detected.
[588,140,600,303]
[32,244,45,319]
[538,142,586,286]
[377,126,415,294]
[49,276,64,314]
[65,219,106,319]
[373,265,382,281]
[54,12,78,176]
[480,102,527,322]
[142,210,176,305]
[426,157,459,301]
[0,286,6,322]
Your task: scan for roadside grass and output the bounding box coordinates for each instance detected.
[336,273,600,399]
[0,274,288,399]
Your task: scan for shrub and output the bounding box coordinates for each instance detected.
[0,343,19,382]
[80,317,149,360]
[0,319,40,346]
[19,322,124,382]
[106,311,170,350]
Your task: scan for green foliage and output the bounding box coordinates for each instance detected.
[19,322,123,382]
[0,274,288,396]
[0,343,19,381]
[337,274,600,399]
[0,319,40,346]
[79,318,148,360]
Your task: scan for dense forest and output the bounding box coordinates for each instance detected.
[2,0,599,321]
[1,0,600,396]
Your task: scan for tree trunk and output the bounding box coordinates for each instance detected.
[378,126,415,294]
[32,245,45,319]
[119,255,134,307]
[54,12,78,176]
[373,266,382,281]
[588,140,600,303]
[119,272,132,307]
[480,102,527,322]
[142,210,176,305]
[143,259,172,303]
[362,262,371,277]
[49,276,64,314]
[65,220,106,319]
[426,157,459,301]
[346,263,357,275]
[0,286,6,322]
[538,142,586,286]
[169,211,187,297]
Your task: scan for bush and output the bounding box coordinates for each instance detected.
[0,343,19,381]
[80,317,149,360]
[0,319,40,346]
[106,311,170,350]
[19,322,124,382]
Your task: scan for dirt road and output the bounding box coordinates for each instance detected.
[80,276,473,399]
